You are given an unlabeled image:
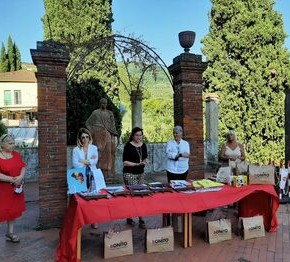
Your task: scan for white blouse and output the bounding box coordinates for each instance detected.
[166,139,190,174]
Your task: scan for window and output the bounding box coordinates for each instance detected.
[14,90,22,105]
[4,90,12,105]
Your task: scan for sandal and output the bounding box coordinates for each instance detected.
[139,219,146,229]
[126,218,136,226]
[5,233,20,243]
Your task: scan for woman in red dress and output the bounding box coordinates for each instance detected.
[0,134,26,243]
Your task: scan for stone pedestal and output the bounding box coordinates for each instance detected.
[31,40,69,227]
[168,52,207,179]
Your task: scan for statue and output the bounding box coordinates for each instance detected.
[86,98,119,180]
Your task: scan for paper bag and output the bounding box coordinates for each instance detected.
[145,226,174,253]
[248,165,275,185]
[104,228,133,259]
[216,166,231,183]
[236,161,249,176]
[206,219,232,244]
[239,215,265,240]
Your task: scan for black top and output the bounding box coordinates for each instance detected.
[123,142,148,174]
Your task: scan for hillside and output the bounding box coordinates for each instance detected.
[119,66,174,142]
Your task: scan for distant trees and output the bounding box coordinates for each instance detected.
[202,0,290,163]
[0,35,22,72]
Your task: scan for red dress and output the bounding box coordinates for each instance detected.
[0,151,26,222]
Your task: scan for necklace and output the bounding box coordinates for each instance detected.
[135,146,142,163]
[0,151,12,159]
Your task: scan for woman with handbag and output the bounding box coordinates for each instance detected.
[123,127,149,229]
[72,128,106,229]
[0,134,26,243]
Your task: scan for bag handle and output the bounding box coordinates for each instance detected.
[106,223,122,239]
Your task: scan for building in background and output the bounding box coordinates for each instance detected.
[0,68,38,127]
[0,67,38,147]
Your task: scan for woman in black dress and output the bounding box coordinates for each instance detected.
[123,127,149,229]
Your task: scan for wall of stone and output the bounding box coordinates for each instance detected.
[23,143,167,182]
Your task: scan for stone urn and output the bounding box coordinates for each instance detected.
[178,31,196,53]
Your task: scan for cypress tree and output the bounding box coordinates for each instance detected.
[202,0,290,163]
[0,43,9,72]
[43,0,121,142]
[15,45,22,70]
[7,35,15,71]
[43,0,118,93]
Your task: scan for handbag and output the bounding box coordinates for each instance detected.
[104,225,133,259]
[145,226,174,253]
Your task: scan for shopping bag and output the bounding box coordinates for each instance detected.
[206,219,232,244]
[104,227,133,259]
[145,226,174,253]
[93,168,106,192]
[67,167,87,194]
[216,166,231,183]
[248,164,275,185]
[236,161,249,176]
[239,215,265,240]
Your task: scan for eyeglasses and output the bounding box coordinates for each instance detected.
[81,135,89,140]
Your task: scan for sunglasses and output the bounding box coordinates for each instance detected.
[81,135,90,140]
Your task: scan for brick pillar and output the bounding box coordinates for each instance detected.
[168,50,207,179]
[31,41,70,227]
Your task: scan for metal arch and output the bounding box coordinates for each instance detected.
[67,34,173,89]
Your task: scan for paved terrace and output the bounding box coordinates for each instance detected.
[0,173,289,262]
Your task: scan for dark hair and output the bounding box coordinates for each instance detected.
[129,127,143,141]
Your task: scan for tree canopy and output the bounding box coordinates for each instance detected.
[43,0,119,96]
[202,0,290,163]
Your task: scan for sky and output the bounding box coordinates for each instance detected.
[0,0,289,66]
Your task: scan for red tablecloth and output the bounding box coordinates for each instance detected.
[56,185,279,262]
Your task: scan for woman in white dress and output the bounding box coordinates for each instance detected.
[72,128,106,229]
[220,129,246,165]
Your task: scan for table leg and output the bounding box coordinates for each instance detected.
[183,213,188,248]
[163,214,171,227]
[188,213,192,247]
[77,228,82,260]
